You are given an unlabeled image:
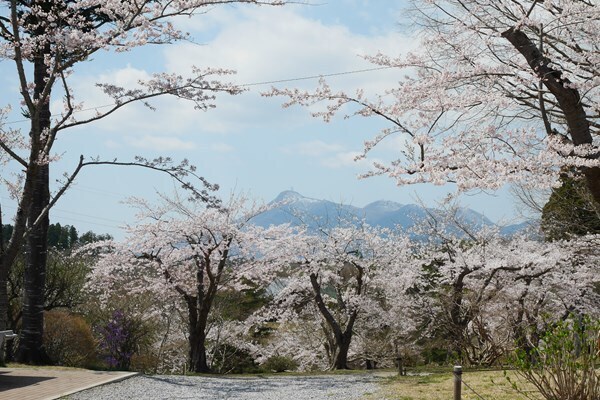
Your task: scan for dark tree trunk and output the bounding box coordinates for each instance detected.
[16,46,51,364]
[188,330,210,373]
[0,210,6,333]
[502,27,600,205]
[448,270,469,363]
[17,164,50,364]
[309,273,357,370]
[0,258,8,364]
[333,332,352,370]
[185,294,212,373]
[0,260,7,332]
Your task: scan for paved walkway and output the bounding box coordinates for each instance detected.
[0,367,137,400]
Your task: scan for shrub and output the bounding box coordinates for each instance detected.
[210,343,262,374]
[44,310,97,368]
[262,355,298,373]
[97,310,138,370]
[508,315,600,400]
[130,352,160,373]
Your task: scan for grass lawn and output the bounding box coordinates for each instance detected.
[365,369,542,400]
[4,362,88,371]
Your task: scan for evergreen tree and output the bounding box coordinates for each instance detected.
[541,175,600,241]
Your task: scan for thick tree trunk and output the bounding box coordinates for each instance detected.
[17,46,51,364]
[17,164,50,364]
[0,259,8,364]
[0,211,7,333]
[333,332,352,370]
[185,293,212,373]
[188,330,210,373]
[502,27,600,204]
[309,273,357,370]
[0,260,8,332]
[450,278,465,361]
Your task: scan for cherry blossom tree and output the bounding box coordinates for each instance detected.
[268,0,600,201]
[408,215,600,365]
[253,223,411,370]
[87,193,294,373]
[0,0,285,363]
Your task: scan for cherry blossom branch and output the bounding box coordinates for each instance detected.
[57,69,242,131]
[22,155,220,245]
[79,156,220,204]
[0,138,27,167]
[10,0,33,112]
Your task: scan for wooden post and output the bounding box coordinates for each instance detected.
[453,365,462,400]
[396,356,405,376]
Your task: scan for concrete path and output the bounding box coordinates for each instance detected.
[0,367,137,400]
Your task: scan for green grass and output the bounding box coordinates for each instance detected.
[5,362,88,371]
[364,368,542,400]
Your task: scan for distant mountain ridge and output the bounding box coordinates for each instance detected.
[250,190,530,235]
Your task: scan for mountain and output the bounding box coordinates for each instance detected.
[250,191,361,229]
[250,190,527,234]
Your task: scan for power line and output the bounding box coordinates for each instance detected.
[1,203,121,229]
[238,66,395,87]
[4,65,396,125]
[68,184,128,199]
[50,208,124,224]
[46,215,121,230]
[1,196,124,226]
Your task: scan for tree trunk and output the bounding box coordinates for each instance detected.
[185,293,212,373]
[17,164,50,364]
[188,330,210,373]
[333,332,352,370]
[502,27,600,205]
[0,210,7,333]
[309,273,357,370]
[16,46,51,364]
[0,258,8,364]
[0,260,8,332]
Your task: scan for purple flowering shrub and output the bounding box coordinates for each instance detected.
[97,310,137,370]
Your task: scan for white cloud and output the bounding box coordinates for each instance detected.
[126,135,197,151]
[158,6,419,132]
[321,151,365,169]
[103,139,121,149]
[62,5,420,152]
[207,142,235,153]
[283,140,345,157]
[283,140,381,171]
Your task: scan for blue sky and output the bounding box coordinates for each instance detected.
[1,0,526,239]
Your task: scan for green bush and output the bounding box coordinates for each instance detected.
[508,315,600,400]
[44,310,97,368]
[210,344,262,374]
[262,355,298,373]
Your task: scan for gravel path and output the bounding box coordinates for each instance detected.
[68,373,385,400]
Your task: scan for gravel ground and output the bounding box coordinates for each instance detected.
[67,373,386,400]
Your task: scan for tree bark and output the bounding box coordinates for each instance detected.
[186,294,211,373]
[309,273,356,370]
[0,257,8,364]
[333,331,352,370]
[188,329,210,373]
[17,164,50,364]
[0,213,8,332]
[502,27,600,204]
[16,45,51,364]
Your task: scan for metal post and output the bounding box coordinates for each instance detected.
[453,365,462,400]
